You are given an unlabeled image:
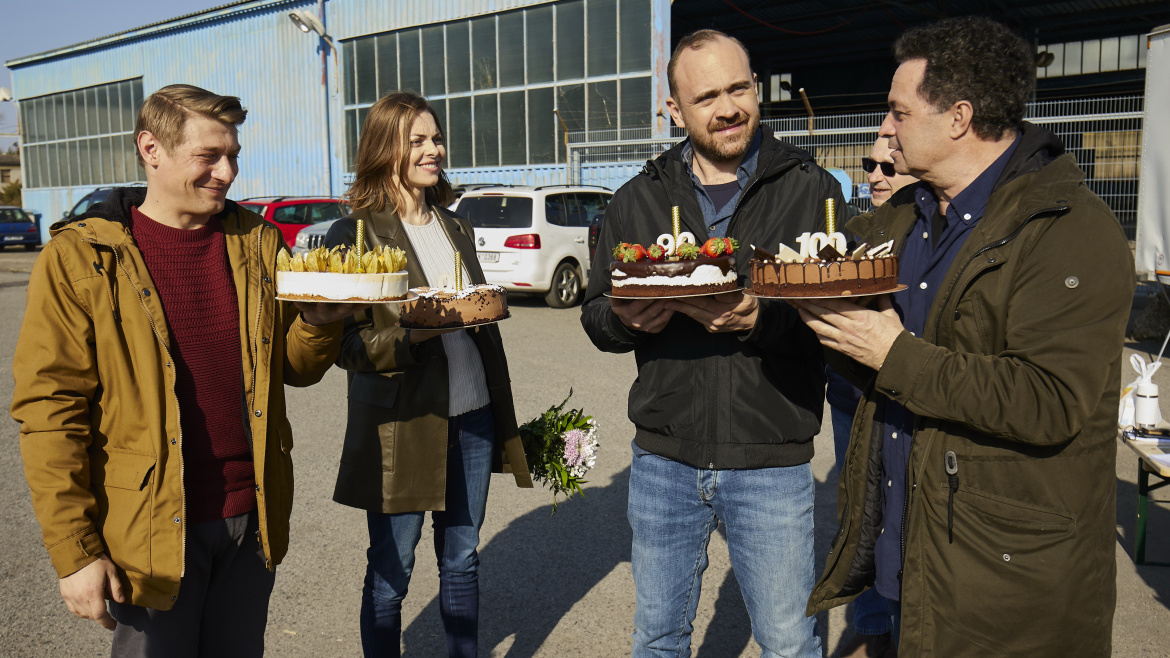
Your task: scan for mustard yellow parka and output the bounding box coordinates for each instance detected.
[12,188,341,610]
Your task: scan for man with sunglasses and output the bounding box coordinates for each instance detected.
[801,17,1133,655]
[832,136,918,658]
[863,139,917,208]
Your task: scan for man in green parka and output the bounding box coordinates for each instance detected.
[795,17,1134,657]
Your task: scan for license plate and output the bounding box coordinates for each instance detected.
[3,236,22,241]
[477,252,500,263]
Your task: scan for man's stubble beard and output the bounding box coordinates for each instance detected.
[689,112,760,164]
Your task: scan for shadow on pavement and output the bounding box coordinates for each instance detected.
[402,461,838,657]
[403,467,634,656]
[1116,477,1170,609]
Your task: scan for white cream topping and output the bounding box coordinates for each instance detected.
[277,271,409,300]
[412,283,506,299]
[611,264,737,287]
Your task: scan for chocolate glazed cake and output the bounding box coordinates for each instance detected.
[399,285,510,328]
[749,256,899,297]
[609,255,739,297]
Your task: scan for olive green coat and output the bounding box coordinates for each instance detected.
[325,206,532,514]
[806,125,1134,656]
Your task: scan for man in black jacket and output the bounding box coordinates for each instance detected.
[580,30,842,657]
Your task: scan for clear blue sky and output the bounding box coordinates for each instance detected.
[1,1,224,149]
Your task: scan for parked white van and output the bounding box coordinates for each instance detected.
[454,185,611,308]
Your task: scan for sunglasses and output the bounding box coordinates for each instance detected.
[862,157,897,177]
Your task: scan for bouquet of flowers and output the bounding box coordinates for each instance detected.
[519,390,599,513]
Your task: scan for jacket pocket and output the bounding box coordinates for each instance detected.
[349,372,400,408]
[345,372,400,474]
[925,483,1076,653]
[951,297,994,354]
[93,448,157,577]
[628,362,694,436]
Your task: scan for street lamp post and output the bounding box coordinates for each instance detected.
[288,4,337,196]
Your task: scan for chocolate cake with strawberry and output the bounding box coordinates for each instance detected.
[608,235,740,298]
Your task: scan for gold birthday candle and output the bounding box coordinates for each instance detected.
[671,206,681,259]
[825,199,837,235]
[354,219,366,272]
[454,251,463,290]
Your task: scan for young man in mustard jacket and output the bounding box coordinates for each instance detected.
[12,84,355,656]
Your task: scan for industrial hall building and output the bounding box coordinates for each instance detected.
[7,0,1169,242]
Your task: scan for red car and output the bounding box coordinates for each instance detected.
[237,196,349,247]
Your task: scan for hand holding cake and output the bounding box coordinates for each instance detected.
[664,290,759,334]
[790,291,905,370]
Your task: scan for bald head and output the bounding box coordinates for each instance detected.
[667,29,752,101]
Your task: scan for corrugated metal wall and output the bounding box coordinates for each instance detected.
[328,0,545,39]
[445,162,639,191]
[10,0,664,241]
[12,0,334,235]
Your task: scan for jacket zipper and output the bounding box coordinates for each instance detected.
[95,238,188,580]
[250,226,267,565]
[250,226,263,411]
[897,204,1068,576]
[945,451,959,544]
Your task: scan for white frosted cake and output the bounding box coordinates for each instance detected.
[275,246,410,302]
[276,271,409,302]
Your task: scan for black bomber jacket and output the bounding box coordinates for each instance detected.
[580,126,845,469]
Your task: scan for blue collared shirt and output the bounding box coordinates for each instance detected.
[680,130,762,238]
[873,133,1022,601]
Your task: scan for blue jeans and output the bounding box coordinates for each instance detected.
[359,406,494,658]
[831,405,894,637]
[628,441,821,658]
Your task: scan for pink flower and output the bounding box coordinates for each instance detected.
[562,429,588,468]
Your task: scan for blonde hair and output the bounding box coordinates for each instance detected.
[346,91,454,213]
[134,84,247,166]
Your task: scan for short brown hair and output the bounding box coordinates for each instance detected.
[134,84,247,165]
[346,91,455,213]
[667,29,752,100]
[894,17,1034,140]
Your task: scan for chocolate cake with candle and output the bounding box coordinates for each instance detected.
[748,199,900,297]
[607,206,740,298]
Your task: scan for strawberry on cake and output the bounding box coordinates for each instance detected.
[608,233,740,297]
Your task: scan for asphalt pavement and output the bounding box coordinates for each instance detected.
[1,245,1169,657]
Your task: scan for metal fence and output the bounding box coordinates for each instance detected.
[567,95,1144,237]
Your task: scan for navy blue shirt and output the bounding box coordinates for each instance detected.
[681,130,762,238]
[873,134,1022,601]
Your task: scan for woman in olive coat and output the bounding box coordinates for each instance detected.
[324,91,531,658]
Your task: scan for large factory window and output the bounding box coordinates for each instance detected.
[341,0,654,170]
[19,78,143,189]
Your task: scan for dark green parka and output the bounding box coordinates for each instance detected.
[806,123,1135,657]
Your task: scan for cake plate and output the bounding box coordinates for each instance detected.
[747,284,908,300]
[276,292,419,304]
[603,287,745,301]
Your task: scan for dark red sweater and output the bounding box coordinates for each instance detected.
[131,207,256,524]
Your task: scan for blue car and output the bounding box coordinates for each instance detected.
[0,206,41,250]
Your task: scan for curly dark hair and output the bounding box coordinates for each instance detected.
[894,16,1034,140]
